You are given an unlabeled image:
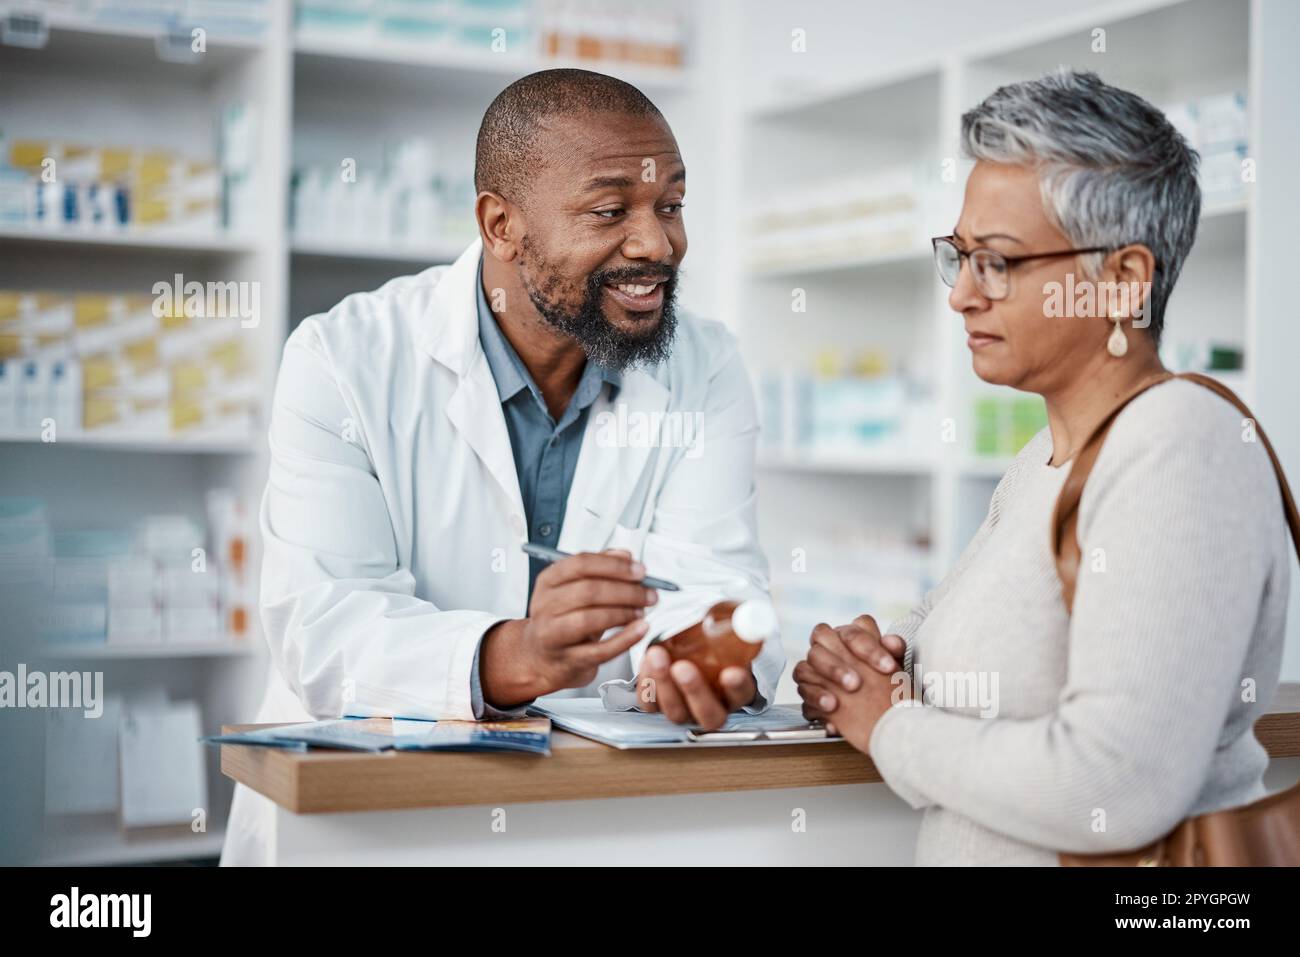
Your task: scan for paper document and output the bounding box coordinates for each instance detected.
[529,697,827,748]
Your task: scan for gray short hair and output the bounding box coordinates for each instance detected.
[961,69,1200,344]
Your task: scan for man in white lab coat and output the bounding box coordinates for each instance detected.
[222,69,783,865]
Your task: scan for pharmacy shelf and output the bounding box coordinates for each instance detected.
[965,0,1246,100]
[291,236,467,264]
[746,244,932,278]
[539,55,693,92]
[37,641,258,661]
[1202,196,1250,219]
[294,33,691,92]
[746,59,945,125]
[0,225,259,256]
[744,193,1245,283]
[743,0,1238,120]
[758,446,936,477]
[3,10,266,82]
[0,430,260,455]
[0,0,268,870]
[36,7,268,48]
[37,820,226,866]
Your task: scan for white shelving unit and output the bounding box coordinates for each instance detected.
[289,236,466,264]
[0,429,260,454]
[0,224,260,254]
[41,641,257,660]
[36,813,227,866]
[719,0,1300,693]
[1,0,291,866]
[0,1,700,865]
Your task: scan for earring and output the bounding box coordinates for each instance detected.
[1107,311,1128,358]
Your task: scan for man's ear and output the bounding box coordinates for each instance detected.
[476,191,521,263]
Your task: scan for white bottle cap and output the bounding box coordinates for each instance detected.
[731,600,778,644]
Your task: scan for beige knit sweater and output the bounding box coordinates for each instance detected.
[869,380,1291,865]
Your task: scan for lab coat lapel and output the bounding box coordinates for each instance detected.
[418,240,526,523]
[445,357,526,522]
[560,367,670,551]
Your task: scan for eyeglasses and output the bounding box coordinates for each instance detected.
[931,236,1112,301]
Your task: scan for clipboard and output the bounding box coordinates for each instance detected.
[528,698,838,750]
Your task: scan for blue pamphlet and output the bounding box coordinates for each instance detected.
[204,716,552,755]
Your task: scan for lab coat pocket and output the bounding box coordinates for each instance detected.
[604,521,649,560]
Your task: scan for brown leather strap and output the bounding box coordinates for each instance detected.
[1052,371,1300,611]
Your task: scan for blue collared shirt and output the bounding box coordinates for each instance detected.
[470,257,620,716]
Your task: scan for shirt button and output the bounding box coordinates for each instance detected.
[539,523,554,538]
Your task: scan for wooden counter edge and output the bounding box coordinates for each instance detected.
[221,685,1300,815]
[220,730,882,814]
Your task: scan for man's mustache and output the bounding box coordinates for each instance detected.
[590,264,677,286]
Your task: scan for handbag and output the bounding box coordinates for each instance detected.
[1051,371,1300,866]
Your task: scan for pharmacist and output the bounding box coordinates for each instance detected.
[223,69,783,865]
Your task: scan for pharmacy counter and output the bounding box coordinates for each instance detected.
[222,686,1300,866]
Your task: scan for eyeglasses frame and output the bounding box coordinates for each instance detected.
[930,235,1114,300]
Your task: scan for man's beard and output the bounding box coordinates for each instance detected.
[518,236,678,371]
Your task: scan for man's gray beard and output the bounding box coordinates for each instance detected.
[519,247,679,371]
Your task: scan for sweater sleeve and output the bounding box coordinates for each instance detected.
[869,391,1279,853]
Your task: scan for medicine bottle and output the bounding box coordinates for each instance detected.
[660,600,777,695]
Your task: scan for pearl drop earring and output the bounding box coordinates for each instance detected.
[1107,310,1128,358]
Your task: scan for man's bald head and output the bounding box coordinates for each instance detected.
[474,68,666,203]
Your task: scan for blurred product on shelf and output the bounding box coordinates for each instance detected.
[771,537,932,654]
[0,103,257,236]
[118,697,207,828]
[45,691,207,831]
[0,289,259,441]
[0,498,54,645]
[1161,337,1245,375]
[758,347,935,457]
[965,350,1243,462]
[539,0,686,68]
[218,101,258,235]
[1160,337,1247,398]
[19,0,270,38]
[0,493,251,647]
[1162,91,1249,206]
[206,487,251,639]
[45,694,122,816]
[44,687,207,830]
[958,337,1242,463]
[744,166,927,272]
[296,0,533,55]
[971,394,1047,459]
[293,0,687,68]
[291,135,480,249]
[0,352,80,435]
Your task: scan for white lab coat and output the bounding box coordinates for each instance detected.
[221,239,784,865]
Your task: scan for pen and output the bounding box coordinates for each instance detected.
[520,542,681,592]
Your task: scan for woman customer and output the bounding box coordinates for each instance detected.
[795,70,1292,865]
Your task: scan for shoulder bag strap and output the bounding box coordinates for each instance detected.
[1051,371,1300,611]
